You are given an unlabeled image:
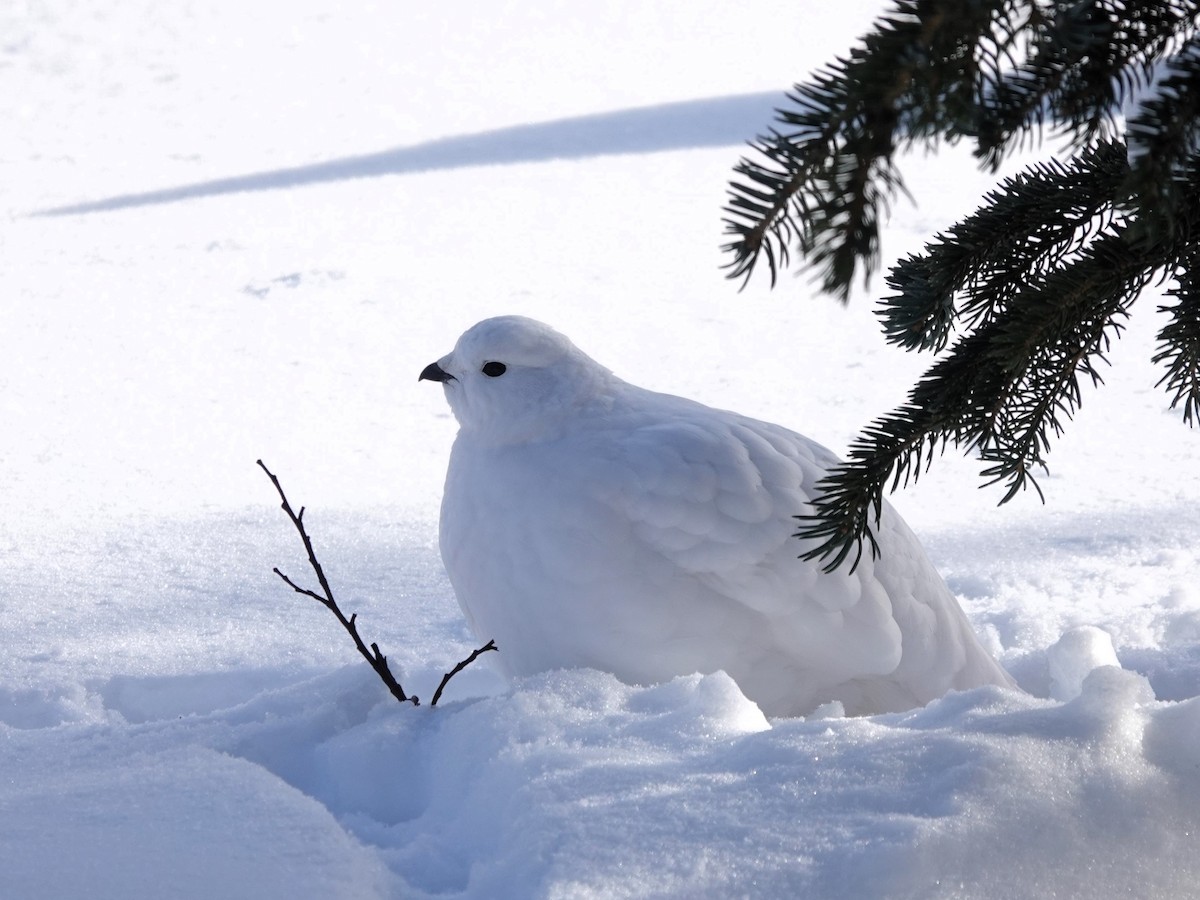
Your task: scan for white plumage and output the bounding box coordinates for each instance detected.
[421,316,1016,716]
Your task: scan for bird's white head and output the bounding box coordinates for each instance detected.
[420,316,616,445]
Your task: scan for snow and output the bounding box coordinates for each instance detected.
[1046,626,1122,701]
[3,1,1199,897]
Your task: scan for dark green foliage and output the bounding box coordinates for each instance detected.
[724,0,1200,570]
[1155,243,1200,424]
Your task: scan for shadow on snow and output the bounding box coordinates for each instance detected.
[35,92,783,216]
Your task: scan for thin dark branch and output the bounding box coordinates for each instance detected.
[271,567,328,605]
[258,459,419,707]
[430,640,499,707]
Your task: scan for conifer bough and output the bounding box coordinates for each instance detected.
[723,0,1200,571]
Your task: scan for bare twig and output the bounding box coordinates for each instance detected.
[431,640,498,707]
[258,459,418,706]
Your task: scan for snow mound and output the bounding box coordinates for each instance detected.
[4,665,1198,899]
[1047,625,1122,700]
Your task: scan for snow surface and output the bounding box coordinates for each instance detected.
[3,1,1199,897]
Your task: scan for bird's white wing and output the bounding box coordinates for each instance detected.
[589,391,1014,709]
[581,395,913,687]
[605,412,828,592]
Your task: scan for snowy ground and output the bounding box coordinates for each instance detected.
[4,2,1200,897]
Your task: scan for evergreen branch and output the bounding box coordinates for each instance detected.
[723,0,1014,298]
[974,259,1144,502]
[725,0,1200,297]
[973,3,1075,163]
[879,141,1130,351]
[1155,247,1200,424]
[726,1,1200,569]
[801,155,1184,567]
[795,331,991,571]
[1125,36,1200,237]
[981,0,1198,162]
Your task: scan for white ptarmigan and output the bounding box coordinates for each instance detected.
[421,316,1016,717]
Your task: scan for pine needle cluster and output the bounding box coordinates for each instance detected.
[723,0,1200,570]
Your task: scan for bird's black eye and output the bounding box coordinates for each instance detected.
[482,361,507,377]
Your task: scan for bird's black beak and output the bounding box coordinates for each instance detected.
[419,361,455,383]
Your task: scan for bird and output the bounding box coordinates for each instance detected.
[420,315,1016,717]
